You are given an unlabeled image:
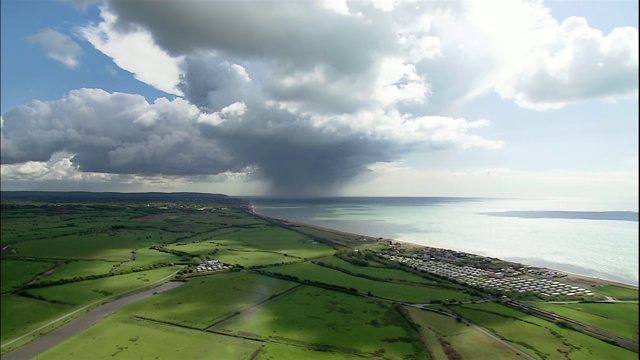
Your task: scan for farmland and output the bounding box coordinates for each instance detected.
[1,260,57,293]
[214,285,426,358]
[1,194,638,359]
[529,302,639,340]
[447,302,637,359]
[403,306,522,360]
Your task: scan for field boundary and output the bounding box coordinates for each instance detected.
[205,283,304,329]
[1,269,181,349]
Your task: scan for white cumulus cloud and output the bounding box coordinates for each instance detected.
[78,7,185,95]
[27,29,82,68]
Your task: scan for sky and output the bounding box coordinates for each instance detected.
[1,0,638,208]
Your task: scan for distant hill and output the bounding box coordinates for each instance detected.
[480,210,638,222]
[0,191,249,207]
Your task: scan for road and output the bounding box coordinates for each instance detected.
[1,273,184,360]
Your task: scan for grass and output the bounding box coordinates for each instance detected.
[215,285,427,359]
[317,256,436,284]
[592,285,639,300]
[1,260,58,292]
[13,229,177,261]
[258,343,365,360]
[25,267,178,306]
[214,249,293,267]
[1,294,72,345]
[264,262,475,303]
[403,306,522,360]
[211,227,337,259]
[530,302,639,340]
[448,302,637,360]
[562,302,639,325]
[174,227,247,243]
[123,271,297,329]
[165,241,223,256]
[38,261,116,282]
[1,208,146,243]
[35,311,263,360]
[116,248,182,271]
[4,203,637,360]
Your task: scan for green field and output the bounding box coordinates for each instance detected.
[561,302,639,324]
[448,303,637,359]
[317,255,436,284]
[592,285,639,300]
[165,241,223,256]
[116,248,182,271]
[530,302,639,340]
[25,267,178,306]
[264,262,474,303]
[404,306,522,360]
[36,311,263,360]
[210,227,337,259]
[258,343,364,359]
[1,294,72,345]
[39,261,117,282]
[1,260,58,292]
[12,230,177,261]
[214,249,293,267]
[122,271,297,329]
[215,285,427,359]
[2,202,638,360]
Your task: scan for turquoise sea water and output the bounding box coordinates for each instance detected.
[245,197,639,286]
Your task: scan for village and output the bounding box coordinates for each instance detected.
[195,259,231,273]
[382,245,595,298]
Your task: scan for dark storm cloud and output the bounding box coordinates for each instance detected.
[0,88,396,195]
[176,55,254,112]
[0,86,497,195]
[107,0,395,76]
[2,1,516,196]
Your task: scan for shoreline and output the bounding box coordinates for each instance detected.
[388,237,639,290]
[247,205,639,291]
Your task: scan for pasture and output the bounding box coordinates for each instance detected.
[116,248,182,271]
[1,260,58,293]
[258,343,363,359]
[12,229,178,261]
[317,255,437,284]
[264,262,474,303]
[561,302,639,325]
[592,285,639,300]
[530,302,639,340]
[404,306,522,360]
[210,227,337,259]
[2,202,638,360]
[38,261,116,282]
[165,241,223,256]
[25,267,178,306]
[214,285,427,359]
[122,271,297,329]
[35,311,263,360]
[1,294,72,346]
[448,302,637,360]
[213,249,292,267]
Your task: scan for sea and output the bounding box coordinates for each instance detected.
[244,197,639,286]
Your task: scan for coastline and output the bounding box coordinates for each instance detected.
[247,205,639,291]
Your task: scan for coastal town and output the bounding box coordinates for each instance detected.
[381,244,596,299]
